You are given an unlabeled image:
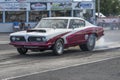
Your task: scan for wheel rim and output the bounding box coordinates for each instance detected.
[17,48,28,55]
[21,48,27,52]
[87,35,95,48]
[88,36,94,47]
[56,41,63,54]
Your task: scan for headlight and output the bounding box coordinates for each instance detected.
[11,36,20,41]
[10,36,25,42]
[42,37,47,42]
[36,37,42,41]
[11,36,16,41]
[36,37,47,42]
[16,37,20,41]
[28,36,47,42]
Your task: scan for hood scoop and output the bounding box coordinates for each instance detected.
[27,29,46,33]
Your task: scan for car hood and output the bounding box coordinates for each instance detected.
[10,28,71,40]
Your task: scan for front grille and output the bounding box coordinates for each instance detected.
[28,36,43,42]
[10,36,26,42]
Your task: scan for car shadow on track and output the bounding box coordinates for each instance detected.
[8,47,120,61]
[9,48,92,60]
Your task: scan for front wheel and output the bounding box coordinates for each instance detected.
[17,48,28,55]
[53,39,64,55]
[80,34,96,51]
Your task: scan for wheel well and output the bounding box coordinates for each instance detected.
[59,38,64,44]
[53,38,64,46]
[51,38,64,49]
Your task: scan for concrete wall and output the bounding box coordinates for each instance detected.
[0,23,37,32]
[0,23,13,32]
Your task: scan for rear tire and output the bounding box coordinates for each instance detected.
[53,39,64,55]
[80,34,96,51]
[17,48,28,55]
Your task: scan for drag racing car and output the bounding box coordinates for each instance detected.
[9,17,104,55]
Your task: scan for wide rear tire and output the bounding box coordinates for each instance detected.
[17,48,28,55]
[80,34,96,51]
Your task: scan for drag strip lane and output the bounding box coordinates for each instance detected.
[0,29,120,80]
[8,56,120,80]
[0,40,120,69]
[0,47,120,80]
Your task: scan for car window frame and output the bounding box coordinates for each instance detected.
[69,19,86,29]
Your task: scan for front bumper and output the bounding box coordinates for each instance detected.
[9,42,53,49]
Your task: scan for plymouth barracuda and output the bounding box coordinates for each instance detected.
[9,17,104,55]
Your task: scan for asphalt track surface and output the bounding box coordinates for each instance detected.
[0,30,120,80]
[10,55,120,80]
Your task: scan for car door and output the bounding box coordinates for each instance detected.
[66,19,86,45]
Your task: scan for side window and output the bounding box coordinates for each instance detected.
[79,20,85,27]
[69,19,85,29]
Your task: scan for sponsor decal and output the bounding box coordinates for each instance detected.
[73,2,94,9]
[29,0,72,2]
[16,0,26,2]
[0,3,30,11]
[31,2,47,10]
[5,0,13,1]
[3,0,16,2]
[51,2,72,10]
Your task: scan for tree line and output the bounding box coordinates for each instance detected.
[96,0,120,16]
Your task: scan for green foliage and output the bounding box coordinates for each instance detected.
[96,0,120,16]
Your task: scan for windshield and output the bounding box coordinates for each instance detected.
[36,19,68,29]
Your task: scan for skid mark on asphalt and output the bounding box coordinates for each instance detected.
[0,40,120,80]
[3,53,120,80]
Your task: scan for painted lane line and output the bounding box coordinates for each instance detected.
[3,55,120,80]
[1,41,120,80]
